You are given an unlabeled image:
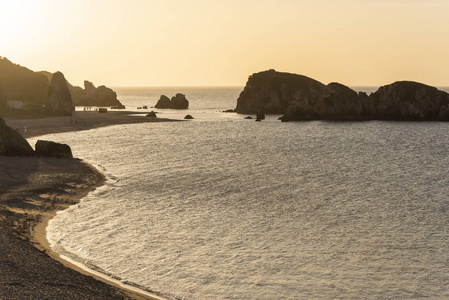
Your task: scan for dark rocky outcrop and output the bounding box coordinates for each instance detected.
[146,111,157,118]
[184,114,194,119]
[368,81,449,121]
[236,70,449,121]
[1,58,125,114]
[0,57,49,112]
[155,95,171,108]
[41,71,125,109]
[44,72,74,116]
[0,117,34,156]
[236,70,325,115]
[35,140,73,158]
[68,81,125,108]
[155,94,189,109]
[171,93,189,109]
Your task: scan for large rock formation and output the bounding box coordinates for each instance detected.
[41,71,125,108]
[68,81,125,108]
[155,94,189,109]
[44,72,74,116]
[170,93,189,109]
[0,117,34,156]
[155,95,171,108]
[368,81,449,121]
[0,57,49,111]
[236,70,325,115]
[236,70,449,121]
[1,58,125,114]
[35,140,73,158]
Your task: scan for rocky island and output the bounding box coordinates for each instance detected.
[155,93,189,109]
[236,69,449,121]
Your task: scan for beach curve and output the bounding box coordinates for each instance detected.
[1,111,174,299]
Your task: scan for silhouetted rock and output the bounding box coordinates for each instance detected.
[256,109,265,120]
[369,81,449,120]
[155,95,171,108]
[0,58,49,112]
[184,114,194,119]
[68,81,125,108]
[0,117,34,156]
[1,58,125,114]
[44,72,74,116]
[155,94,189,109]
[244,116,253,119]
[171,94,189,109]
[146,111,157,118]
[236,69,324,115]
[237,70,449,121]
[35,140,73,158]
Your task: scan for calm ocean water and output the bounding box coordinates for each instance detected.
[31,87,449,299]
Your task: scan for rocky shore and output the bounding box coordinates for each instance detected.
[236,70,449,121]
[0,112,170,299]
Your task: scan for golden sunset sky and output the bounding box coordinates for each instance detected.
[1,0,448,87]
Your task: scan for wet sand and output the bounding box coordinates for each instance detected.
[1,111,172,299]
[5,110,180,139]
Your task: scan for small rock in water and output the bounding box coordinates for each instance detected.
[146,111,157,118]
[184,115,194,119]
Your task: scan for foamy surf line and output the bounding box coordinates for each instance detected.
[45,159,167,300]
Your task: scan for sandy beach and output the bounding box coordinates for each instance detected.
[5,110,180,139]
[1,111,172,299]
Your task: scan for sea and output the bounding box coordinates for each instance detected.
[29,86,449,299]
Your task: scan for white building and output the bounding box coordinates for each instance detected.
[7,100,23,109]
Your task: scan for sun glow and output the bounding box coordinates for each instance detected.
[0,2,37,50]
[1,0,449,87]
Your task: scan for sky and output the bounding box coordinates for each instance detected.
[1,0,448,87]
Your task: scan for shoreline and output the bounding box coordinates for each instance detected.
[32,193,164,300]
[1,111,173,299]
[4,110,182,139]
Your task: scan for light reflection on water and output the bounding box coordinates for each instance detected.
[33,87,449,299]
